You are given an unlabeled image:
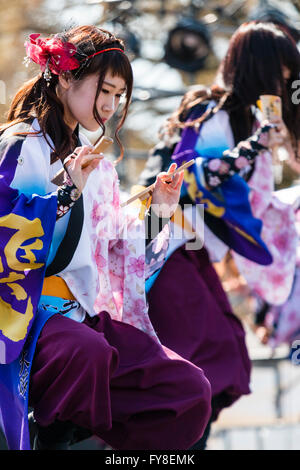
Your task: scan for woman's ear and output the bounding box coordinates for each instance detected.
[58,72,73,90]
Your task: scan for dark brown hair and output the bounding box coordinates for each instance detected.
[165,21,300,148]
[0,26,133,163]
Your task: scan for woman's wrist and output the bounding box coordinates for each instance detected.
[203,124,272,189]
[56,176,81,219]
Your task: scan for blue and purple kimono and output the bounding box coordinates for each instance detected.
[0,124,57,449]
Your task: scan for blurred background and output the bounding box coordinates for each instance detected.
[1,0,300,451]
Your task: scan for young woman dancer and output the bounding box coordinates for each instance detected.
[0,26,212,450]
[138,21,300,448]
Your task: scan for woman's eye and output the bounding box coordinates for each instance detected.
[101,89,124,100]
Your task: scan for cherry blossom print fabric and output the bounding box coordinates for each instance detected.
[81,158,170,341]
[265,266,300,348]
[232,149,298,305]
[202,124,271,189]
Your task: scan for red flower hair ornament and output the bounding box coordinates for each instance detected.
[24,33,80,82]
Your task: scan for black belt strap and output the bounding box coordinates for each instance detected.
[45,195,84,277]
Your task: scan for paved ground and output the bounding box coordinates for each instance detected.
[207,325,300,450]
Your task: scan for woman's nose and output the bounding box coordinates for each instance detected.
[102,96,115,112]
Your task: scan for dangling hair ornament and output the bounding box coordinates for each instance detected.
[24,33,125,85]
[24,33,80,85]
[43,60,52,84]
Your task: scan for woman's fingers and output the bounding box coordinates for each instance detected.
[63,145,104,192]
[73,145,94,165]
[81,153,104,169]
[65,145,104,171]
[157,163,178,184]
[168,163,177,174]
[156,171,184,195]
[82,155,104,174]
[72,145,93,159]
[65,145,93,167]
[171,171,184,190]
[166,163,177,183]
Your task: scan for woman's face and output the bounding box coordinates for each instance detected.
[58,70,126,131]
[282,65,291,82]
[275,66,292,96]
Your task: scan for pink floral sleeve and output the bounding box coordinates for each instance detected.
[89,159,169,341]
[232,149,298,305]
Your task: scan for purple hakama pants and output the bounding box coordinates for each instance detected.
[146,246,251,419]
[29,311,211,450]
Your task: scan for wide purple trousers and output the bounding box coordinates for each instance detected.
[29,311,211,450]
[147,246,251,419]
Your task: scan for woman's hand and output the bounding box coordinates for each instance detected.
[266,117,291,149]
[254,325,272,345]
[260,118,297,167]
[151,163,184,218]
[64,145,104,193]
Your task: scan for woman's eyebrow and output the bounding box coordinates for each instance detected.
[103,80,126,92]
